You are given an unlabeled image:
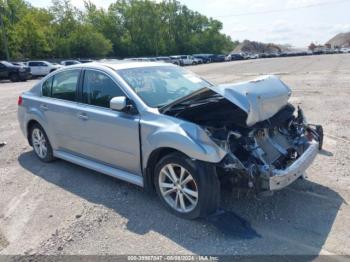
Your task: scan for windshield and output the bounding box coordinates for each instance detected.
[117,66,211,107]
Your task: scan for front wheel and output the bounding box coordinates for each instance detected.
[10,73,19,82]
[154,152,220,219]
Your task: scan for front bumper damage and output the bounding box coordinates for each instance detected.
[216,123,323,193]
[268,141,319,190]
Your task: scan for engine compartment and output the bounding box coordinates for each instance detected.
[204,103,323,191]
[165,97,323,192]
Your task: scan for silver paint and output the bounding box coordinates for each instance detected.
[18,62,318,192]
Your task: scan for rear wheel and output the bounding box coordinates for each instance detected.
[154,152,220,219]
[10,73,19,82]
[30,124,54,162]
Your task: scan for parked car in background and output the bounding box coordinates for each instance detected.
[79,59,94,63]
[169,57,181,65]
[192,57,203,64]
[340,48,350,53]
[11,62,28,67]
[210,54,226,62]
[247,53,259,59]
[226,53,244,61]
[125,57,157,62]
[26,61,63,77]
[18,62,323,219]
[156,56,173,63]
[170,55,195,66]
[0,61,31,82]
[61,60,81,66]
[192,54,213,63]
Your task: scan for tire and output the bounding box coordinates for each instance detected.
[19,75,28,82]
[30,123,55,162]
[10,73,19,82]
[154,152,220,219]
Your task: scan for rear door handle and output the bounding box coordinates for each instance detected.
[40,104,48,111]
[78,113,88,120]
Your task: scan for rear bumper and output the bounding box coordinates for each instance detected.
[269,141,319,190]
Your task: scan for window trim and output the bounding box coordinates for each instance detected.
[78,68,132,111]
[40,68,82,103]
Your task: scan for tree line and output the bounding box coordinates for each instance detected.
[0,0,237,60]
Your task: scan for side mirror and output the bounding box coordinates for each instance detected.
[110,96,127,111]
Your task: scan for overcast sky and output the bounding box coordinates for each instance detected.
[28,0,350,47]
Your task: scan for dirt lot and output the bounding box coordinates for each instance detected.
[0,54,350,255]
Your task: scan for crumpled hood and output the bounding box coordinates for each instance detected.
[207,75,292,126]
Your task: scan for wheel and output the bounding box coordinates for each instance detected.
[19,75,28,81]
[154,152,220,219]
[30,124,54,162]
[10,73,19,82]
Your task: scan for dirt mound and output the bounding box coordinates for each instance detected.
[232,40,288,54]
[326,32,350,48]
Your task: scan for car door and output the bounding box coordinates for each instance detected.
[38,62,49,75]
[28,62,39,76]
[40,69,83,152]
[75,69,141,175]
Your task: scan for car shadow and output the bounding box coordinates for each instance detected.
[319,149,334,157]
[18,151,344,255]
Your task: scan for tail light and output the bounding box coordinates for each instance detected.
[18,96,23,106]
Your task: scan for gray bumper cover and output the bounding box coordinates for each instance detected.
[269,141,319,190]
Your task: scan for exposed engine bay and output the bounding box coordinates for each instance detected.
[162,76,323,192]
[203,104,323,191]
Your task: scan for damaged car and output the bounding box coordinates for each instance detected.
[17,62,323,219]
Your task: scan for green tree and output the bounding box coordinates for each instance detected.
[10,8,54,58]
[0,0,235,60]
[0,0,29,59]
[68,25,112,58]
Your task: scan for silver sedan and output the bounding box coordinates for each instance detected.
[17,61,323,219]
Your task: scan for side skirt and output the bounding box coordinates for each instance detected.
[54,150,144,187]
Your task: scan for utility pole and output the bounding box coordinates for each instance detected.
[0,3,10,60]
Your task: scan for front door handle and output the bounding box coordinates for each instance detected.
[40,104,48,111]
[78,113,88,120]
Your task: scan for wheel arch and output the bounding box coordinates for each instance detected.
[143,147,185,192]
[26,119,41,146]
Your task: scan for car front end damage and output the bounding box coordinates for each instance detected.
[208,109,323,192]
[162,75,323,192]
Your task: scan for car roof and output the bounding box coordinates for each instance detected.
[59,60,176,70]
[27,60,49,63]
[64,61,175,71]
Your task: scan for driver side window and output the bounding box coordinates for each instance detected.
[82,70,125,108]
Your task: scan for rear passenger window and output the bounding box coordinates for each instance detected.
[51,70,80,101]
[42,77,53,97]
[82,70,125,108]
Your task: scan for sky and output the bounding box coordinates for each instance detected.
[27,0,350,48]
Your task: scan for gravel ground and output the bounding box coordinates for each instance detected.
[0,54,349,255]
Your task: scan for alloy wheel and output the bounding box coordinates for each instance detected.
[32,128,48,159]
[158,163,199,213]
